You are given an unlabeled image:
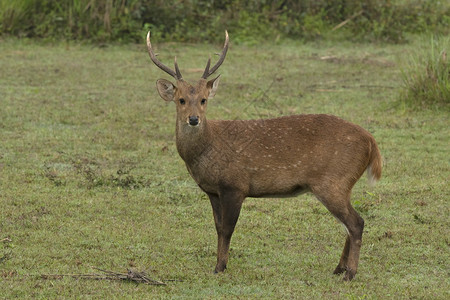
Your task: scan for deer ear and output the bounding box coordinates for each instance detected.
[156,79,176,102]
[206,75,220,99]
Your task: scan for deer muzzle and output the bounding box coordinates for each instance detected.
[188,116,200,126]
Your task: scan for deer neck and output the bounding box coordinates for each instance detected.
[175,117,212,164]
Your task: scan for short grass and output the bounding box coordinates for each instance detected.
[0,36,448,299]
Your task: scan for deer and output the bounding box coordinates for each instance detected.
[146,31,382,281]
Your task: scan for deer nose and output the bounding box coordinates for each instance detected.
[189,116,199,126]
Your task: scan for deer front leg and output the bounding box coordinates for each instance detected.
[207,190,244,273]
[207,193,223,271]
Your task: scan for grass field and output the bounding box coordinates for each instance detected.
[0,36,449,299]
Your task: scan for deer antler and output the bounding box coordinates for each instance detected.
[202,30,229,79]
[146,31,183,80]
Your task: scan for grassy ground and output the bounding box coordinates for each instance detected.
[0,36,448,299]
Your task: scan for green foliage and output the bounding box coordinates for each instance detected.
[348,0,450,43]
[301,10,330,40]
[0,0,144,42]
[0,0,32,37]
[401,36,450,110]
[0,0,449,43]
[227,10,280,45]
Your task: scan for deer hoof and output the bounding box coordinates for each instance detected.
[214,265,226,274]
[333,265,346,275]
[343,269,356,281]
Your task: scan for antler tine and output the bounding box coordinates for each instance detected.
[201,56,211,79]
[174,56,182,80]
[201,30,229,79]
[146,31,182,80]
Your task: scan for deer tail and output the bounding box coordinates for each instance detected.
[367,138,382,187]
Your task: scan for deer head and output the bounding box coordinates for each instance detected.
[147,31,229,128]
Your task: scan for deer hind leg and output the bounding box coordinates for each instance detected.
[333,235,350,275]
[207,190,244,273]
[314,189,364,281]
[341,205,364,281]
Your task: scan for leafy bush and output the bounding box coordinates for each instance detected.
[0,0,449,43]
[401,36,450,110]
[0,0,144,42]
[348,0,450,43]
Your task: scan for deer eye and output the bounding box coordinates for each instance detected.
[179,98,186,105]
[201,98,207,105]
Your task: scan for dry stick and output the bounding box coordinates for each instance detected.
[92,267,123,276]
[36,268,167,286]
[93,267,167,285]
[332,10,364,31]
[39,274,107,280]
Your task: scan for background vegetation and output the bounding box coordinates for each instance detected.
[401,36,449,110]
[1,0,449,43]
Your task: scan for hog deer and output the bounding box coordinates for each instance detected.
[146,31,382,281]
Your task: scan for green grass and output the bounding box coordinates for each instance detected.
[0,36,449,299]
[401,35,450,110]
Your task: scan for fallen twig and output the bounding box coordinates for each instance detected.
[93,267,167,285]
[36,267,168,285]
